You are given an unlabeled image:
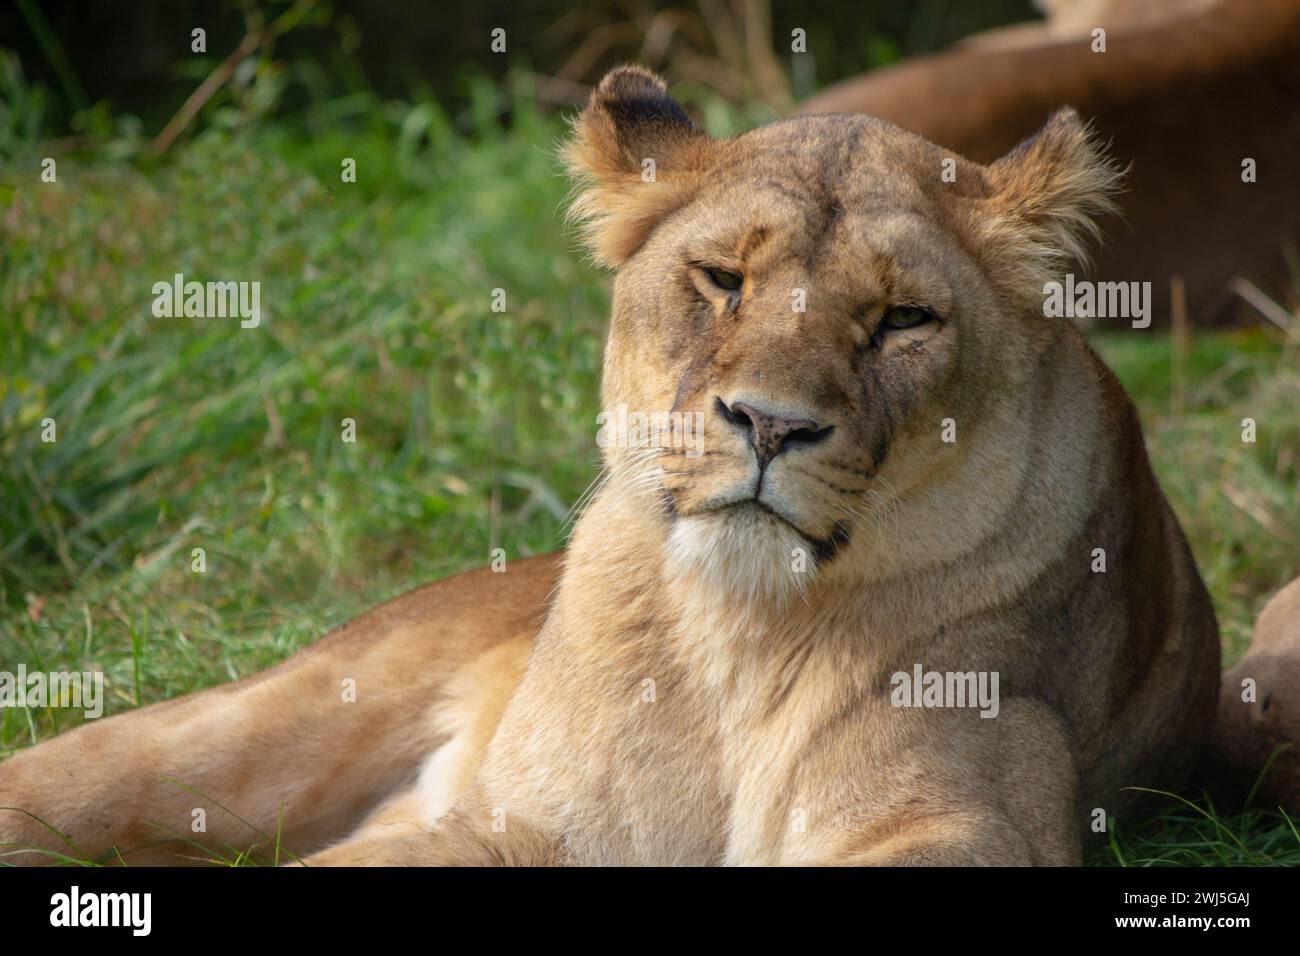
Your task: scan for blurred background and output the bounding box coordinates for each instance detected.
[2,0,1036,131]
[0,0,1296,864]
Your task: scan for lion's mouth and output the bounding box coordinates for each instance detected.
[696,499,852,564]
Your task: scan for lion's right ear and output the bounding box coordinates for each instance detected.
[563,66,716,269]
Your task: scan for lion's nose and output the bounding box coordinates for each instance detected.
[716,398,834,468]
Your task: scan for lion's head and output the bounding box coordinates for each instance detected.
[565,66,1121,607]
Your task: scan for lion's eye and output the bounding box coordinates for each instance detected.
[880,306,937,331]
[705,268,743,292]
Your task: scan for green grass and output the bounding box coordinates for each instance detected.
[1,79,607,738]
[1,75,1298,866]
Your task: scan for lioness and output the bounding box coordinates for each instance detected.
[1,66,1222,866]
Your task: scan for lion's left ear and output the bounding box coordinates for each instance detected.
[563,66,717,269]
[972,108,1124,299]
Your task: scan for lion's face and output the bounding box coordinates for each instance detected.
[566,68,1119,605]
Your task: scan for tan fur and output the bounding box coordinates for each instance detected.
[2,67,1226,866]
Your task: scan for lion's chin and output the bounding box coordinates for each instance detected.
[664,503,815,607]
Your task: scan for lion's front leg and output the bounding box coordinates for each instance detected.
[0,557,554,865]
[839,812,1072,866]
[791,704,1083,867]
[303,802,565,866]
[787,802,1079,867]
[0,640,455,866]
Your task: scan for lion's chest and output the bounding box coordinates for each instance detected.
[488,633,850,865]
